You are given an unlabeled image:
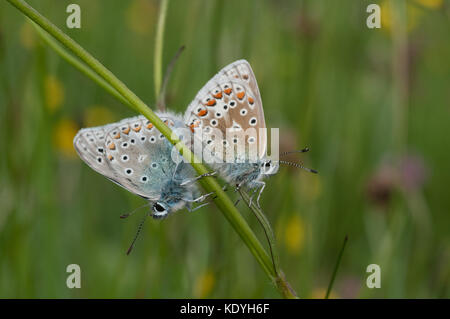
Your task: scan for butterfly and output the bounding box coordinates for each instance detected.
[184,60,281,207]
[73,112,214,219]
[74,60,314,219]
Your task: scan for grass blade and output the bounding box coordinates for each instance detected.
[325,235,348,299]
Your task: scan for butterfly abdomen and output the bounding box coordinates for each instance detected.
[216,162,260,187]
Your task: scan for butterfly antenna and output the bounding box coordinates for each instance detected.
[280,160,318,174]
[120,203,150,219]
[157,45,186,111]
[280,147,310,157]
[126,215,148,255]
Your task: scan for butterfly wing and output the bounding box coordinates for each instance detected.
[74,113,183,200]
[183,60,267,161]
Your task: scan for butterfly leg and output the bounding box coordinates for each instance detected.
[185,191,215,203]
[192,202,210,212]
[234,180,246,192]
[187,202,210,213]
[255,181,266,209]
[233,180,249,206]
[248,187,259,207]
[180,171,217,186]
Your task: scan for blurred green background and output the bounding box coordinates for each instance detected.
[0,0,449,298]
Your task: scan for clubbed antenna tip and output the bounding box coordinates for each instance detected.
[280,160,318,174]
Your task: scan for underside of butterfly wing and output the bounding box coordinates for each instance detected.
[74,113,186,200]
[184,60,267,163]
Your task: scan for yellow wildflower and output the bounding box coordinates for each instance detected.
[83,105,115,127]
[193,269,215,298]
[381,0,431,32]
[310,287,339,299]
[284,214,305,255]
[53,118,79,158]
[44,75,65,112]
[416,0,443,9]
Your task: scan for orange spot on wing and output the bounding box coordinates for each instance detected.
[213,92,223,99]
[163,120,174,127]
[206,99,216,107]
[114,132,121,139]
[237,91,245,100]
[147,123,153,129]
[108,155,114,161]
[189,121,200,133]
[133,125,141,132]
[248,97,254,105]
[123,127,130,135]
[198,109,208,117]
[224,88,232,95]
[108,142,116,150]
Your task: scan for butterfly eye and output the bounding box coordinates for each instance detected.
[153,202,167,214]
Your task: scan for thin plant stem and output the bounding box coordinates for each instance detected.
[157,45,185,111]
[391,0,409,158]
[154,0,169,103]
[239,189,298,299]
[238,189,281,276]
[325,235,348,299]
[6,0,299,298]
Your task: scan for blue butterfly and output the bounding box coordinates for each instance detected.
[74,60,315,220]
[184,60,316,206]
[73,112,213,219]
[184,60,280,207]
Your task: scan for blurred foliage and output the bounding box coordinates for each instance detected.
[0,0,449,298]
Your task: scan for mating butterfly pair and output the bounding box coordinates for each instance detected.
[74,60,280,218]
